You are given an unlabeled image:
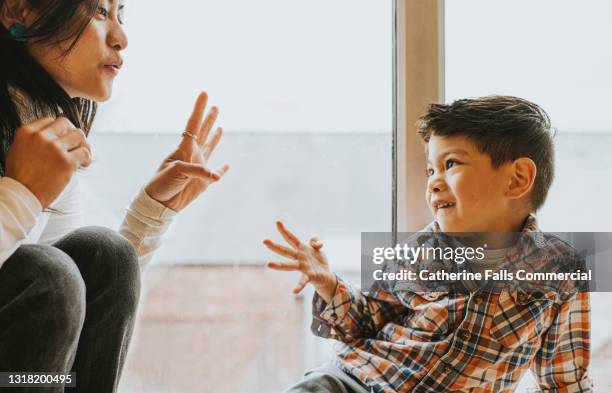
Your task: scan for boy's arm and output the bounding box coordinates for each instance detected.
[310,275,405,341]
[530,291,592,393]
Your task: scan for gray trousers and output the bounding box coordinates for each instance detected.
[283,363,371,393]
[0,226,140,393]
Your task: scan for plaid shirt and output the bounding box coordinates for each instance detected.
[311,215,592,393]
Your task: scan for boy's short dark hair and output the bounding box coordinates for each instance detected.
[416,95,555,212]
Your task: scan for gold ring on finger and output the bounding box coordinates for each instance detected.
[182,131,198,142]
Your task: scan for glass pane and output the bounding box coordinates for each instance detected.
[446,1,612,390]
[79,1,393,391]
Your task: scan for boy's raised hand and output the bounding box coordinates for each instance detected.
[264,221,338,303]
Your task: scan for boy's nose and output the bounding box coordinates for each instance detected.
[428,177,445,193]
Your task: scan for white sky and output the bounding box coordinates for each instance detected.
[446,0,612,133]
[95,0,393,133]
[95,0,612,134]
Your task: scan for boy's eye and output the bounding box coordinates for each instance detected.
[445,159,459,170]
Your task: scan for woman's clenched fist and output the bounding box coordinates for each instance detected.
[5,116,92,209]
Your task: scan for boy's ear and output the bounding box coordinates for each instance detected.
[0,0,34,30]
[505,157,537,201]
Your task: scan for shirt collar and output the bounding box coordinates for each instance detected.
[424,213,546,249]
[426,213,541,233]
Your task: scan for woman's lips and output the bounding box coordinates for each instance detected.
[102,64,120,76]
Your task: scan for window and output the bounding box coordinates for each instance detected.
[82,1,393,391]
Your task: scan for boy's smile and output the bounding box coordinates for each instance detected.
[425,134,513,233]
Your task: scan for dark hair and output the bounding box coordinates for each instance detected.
[416,95,555,212]
[0,0,100,178]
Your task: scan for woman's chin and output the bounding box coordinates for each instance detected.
[72,84,113,102]
[90,85,113,102]
[96,90,112,102]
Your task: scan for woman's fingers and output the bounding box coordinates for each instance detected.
[310,237,324,251]
[212,163,230,179]
[276,221,302,248]
[202,127,223,161]
[40,117,78,139]
[56,128,88,152]
[293,275,309,294]
[24,116,56,133]
[67,145,93,169]
[184,92,208,136]
[46,121,93,168]
[266,261,300,271]
[198,106,219,146]
[263,239,299,259]
[168,160,220,181]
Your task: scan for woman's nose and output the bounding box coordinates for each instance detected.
[108,23,128,51]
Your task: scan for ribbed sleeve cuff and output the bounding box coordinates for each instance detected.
[130,186,177,223]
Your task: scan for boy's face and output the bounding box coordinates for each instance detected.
[425,134,511,233]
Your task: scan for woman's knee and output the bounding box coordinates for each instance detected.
[55,226,141,312]
[5,244,86,336]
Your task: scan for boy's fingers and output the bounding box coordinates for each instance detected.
[293,275,309,294]
[263,239,299,259]
[276,221,301,248]
[266,261,300,271]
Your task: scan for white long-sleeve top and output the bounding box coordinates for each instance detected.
[0,173,176,271]
[1,84,176,271]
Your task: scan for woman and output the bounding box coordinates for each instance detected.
[0,0,229,392]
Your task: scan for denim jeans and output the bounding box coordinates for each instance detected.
[0,226,141,393]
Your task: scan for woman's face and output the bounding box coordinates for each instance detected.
[29,0,127,102]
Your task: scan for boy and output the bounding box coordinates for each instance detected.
[264,96,591,392]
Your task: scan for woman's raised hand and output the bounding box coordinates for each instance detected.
[264,221,338,303]
[144,92,230,212]
[5,117,92,209]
